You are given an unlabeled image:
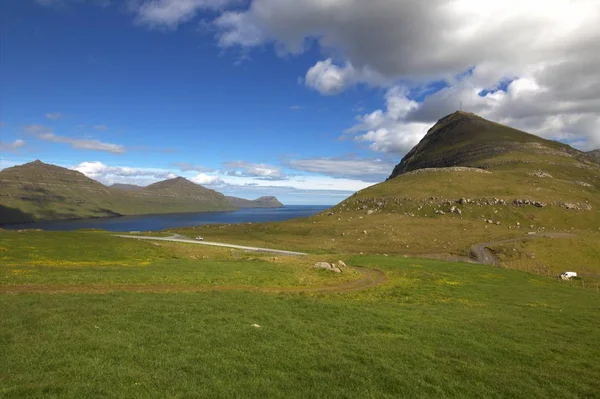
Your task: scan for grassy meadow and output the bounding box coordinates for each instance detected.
[1,230,600,398]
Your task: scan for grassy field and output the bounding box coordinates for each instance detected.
[1,230,600,398]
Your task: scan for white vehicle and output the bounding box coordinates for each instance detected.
[559,271,577,280]
[195,236,204,241]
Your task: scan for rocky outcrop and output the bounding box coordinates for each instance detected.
[313,261,347,273]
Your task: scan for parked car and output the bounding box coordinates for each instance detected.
[195,236,204,241]
[559,271,577,280]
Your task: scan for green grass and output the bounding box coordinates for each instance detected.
[0,231,360,290]
[2,253,599,398]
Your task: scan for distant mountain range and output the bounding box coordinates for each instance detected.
[0,161,283,224]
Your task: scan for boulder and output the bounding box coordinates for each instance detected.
[313,262,333,270]
[313,262,342,273]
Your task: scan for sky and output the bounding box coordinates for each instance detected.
[1,0,599,205]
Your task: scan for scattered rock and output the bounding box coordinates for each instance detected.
[367,210,374,215]
[529,171,553,178]
[252,324,261,328]
[560,202,580,210]
[337,260,347,268]
[313,262,341,273]
[576,181,593,188]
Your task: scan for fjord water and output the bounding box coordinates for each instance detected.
[2,205,329,232]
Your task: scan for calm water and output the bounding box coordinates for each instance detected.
[3,205,330,232]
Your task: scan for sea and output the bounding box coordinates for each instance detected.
[1,205,330,232]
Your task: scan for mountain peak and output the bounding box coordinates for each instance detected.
[388,112,580,179]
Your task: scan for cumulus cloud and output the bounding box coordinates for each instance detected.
[0,139,26,153]
[212,0,600,150]
[40,133,125,153]
[24,125,126,153]
[173,162,214,173]
[190,173,223,185]
[45,112,64,120]
[73,161,176,185]
[348,67,600,153]
[222,161,285,180]
[132,0,239,29]
[286,156,395,182]
[304,59,354,95]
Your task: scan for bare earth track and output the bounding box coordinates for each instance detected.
[469,233,576,266]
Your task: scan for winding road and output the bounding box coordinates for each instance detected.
[115,234,307,256]
[469,232,576,266]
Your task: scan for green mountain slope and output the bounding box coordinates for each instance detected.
[0,162,236,223]
[184,112,600,277]
[389,111,585,178]
[0,161,123,223]
[121,177,235,215]
[226,196,284,208]
[110,183,144,191]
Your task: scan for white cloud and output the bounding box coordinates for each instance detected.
[40,133,125,153]
[345,87,430,154]
[133,0,239,29]
[24,125,126,153]
[305,59,354,95]
[212,0,600,150]
[286,157,394,181]
[73,161,176,185]
[190,173,223,185]
[222,161,285,180]
[93,125,108,131]
[45,112,64,120]
[173,162,214,173]
[0,139,26,153]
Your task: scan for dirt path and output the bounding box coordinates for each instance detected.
[470,232,576,266]
[116,234,307,256]
[0,266,386,295]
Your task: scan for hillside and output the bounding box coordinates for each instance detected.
[587,149,600,163]
[226,196,284,208]
[123,177,235,215]
[180,112,600,277]
[0,163,236,223]
[110,183,143,191]
[0,161,123,223]
[389,111,584,178]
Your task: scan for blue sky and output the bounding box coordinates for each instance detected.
[1,0,598,204]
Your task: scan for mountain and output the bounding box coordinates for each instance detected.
[226,196,284,208]
[0,162,235,223]
[0,160,123,223]
[587,149,600,163]
[192,112,598,274]
[110,183,143,191]
[127,177,235,215]
[389,111,583,179]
